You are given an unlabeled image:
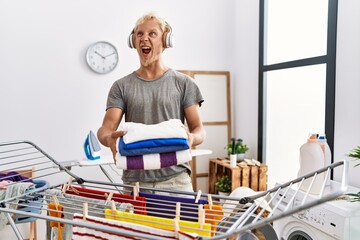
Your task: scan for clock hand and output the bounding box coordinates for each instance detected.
[95,51,105,59]
[104,52,116,58]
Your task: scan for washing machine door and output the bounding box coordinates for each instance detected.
[287,230,313,240]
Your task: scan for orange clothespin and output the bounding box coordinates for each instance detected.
[207,194,213,210]
[83,202,88,221]
[133,182,139,200]
[195,190,202,203]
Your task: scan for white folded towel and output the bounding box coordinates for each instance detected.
[120,119,188,144]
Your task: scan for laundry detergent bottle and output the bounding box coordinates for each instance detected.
[298,134,326,194]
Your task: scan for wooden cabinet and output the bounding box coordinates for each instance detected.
[208,158,268,194]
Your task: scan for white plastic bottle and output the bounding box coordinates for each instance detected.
[317,134,332,167]
[298,134,326,194]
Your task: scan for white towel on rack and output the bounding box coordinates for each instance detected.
[72,213,198,240]
[0,182,35,230]
[120,119,188,144]
[115,149,192,170]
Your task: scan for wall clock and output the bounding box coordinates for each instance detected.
[86,41,119,74]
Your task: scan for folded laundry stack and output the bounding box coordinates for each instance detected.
[115,119,191,170]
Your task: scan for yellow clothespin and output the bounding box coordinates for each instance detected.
[105,192,113,205]
[83,202,88,221]
[207,194,213,210]
[195,189,202,203]
[198,204,205,230]
[133,182,139,200]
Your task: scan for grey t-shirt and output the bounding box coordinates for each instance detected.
[106,69,204,182]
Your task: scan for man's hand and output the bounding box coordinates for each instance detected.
[108,131,127,163]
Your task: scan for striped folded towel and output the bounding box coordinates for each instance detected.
[115,149,192,170]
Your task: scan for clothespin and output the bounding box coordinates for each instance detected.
[207,194,213,210]
[105,192,113,205]
[198,204,205,229]
[195,189,202,203]
[61,184,68,194]
[52,195,60,211]
[111,200,116,215]
[83,202,88,221]
[173,217,180,239]
[133,182,139,200]
[173,202,181,239]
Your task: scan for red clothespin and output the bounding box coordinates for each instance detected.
[195,190,202,203]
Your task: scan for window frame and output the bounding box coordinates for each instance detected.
[258,0,338,177]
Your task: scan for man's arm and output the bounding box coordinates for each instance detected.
[97,108,126,158]
[184,104,206,147]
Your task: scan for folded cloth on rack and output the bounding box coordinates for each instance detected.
[0,182,35,229]
[119,137,189,150]
[73,213,198,240]
[105,209,211,237]
[117,137,189,156]
[204,204,224,237]
[120,119,188,144]
[65,186,147,215]
[0,171,33,183]
[45,189,134,240]
[116,149,192,170]
[130,191,208,222]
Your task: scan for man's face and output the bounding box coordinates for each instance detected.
[134,19,164,67]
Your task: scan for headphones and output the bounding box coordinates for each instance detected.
[128,21,175,49]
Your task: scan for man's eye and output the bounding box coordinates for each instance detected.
[149,32,157,37]
[136,32,143,37]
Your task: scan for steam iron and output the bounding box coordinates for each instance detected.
[84,130,101,160]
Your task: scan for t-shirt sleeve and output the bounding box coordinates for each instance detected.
[182,76,204,108]
[106,81,125,111]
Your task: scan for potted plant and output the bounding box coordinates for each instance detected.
[346,146,360,202]
[215,175,232,196]
[226,138,249,161]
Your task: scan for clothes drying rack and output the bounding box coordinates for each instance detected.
[0,140,349,240]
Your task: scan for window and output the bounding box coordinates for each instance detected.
[259,0,337,188]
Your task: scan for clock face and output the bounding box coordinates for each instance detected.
[86,41,118,74]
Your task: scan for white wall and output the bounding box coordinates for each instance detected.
[0,0,237,182]
[333,0,360,186]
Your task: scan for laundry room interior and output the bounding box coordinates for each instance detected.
[1,0,360,239]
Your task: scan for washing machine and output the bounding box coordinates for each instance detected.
[272,180,360,240]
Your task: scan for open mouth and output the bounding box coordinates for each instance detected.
[142,46,151,54]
